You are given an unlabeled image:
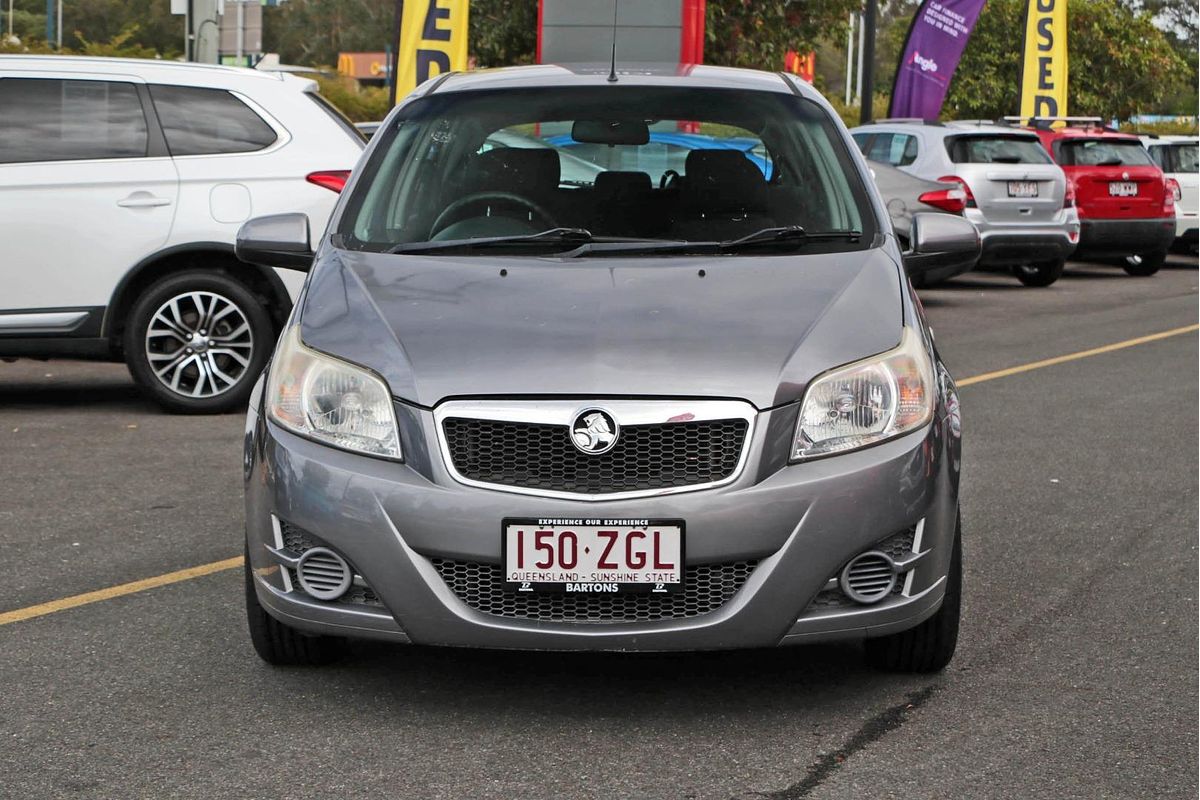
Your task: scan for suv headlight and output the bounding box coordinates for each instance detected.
[266,327,402,460]
[791,327,935,461]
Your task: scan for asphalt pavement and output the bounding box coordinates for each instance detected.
[1,256,1197,800]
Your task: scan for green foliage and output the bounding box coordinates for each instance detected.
[470,0,536,68]
[944,0,1192,120]
[75,25,160,59]
[311,74,392,121]
[827,93,890,128]
[1127,119,1199,135]
[1,0,182,58]
[263,0,394,69]
[705,0,860,71]
[1,23,168,59]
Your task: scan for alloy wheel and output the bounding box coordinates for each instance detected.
[144,290,254,398]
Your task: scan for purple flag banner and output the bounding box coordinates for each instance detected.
[888,0,987,120]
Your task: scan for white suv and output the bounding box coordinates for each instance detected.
[1142,135,1198,255]
[0,56,363,412]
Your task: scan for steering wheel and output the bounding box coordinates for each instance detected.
[429,191,558,240]
[660,169,681,190]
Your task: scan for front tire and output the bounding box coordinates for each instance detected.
[245,549,345,666]
[1123,250,1166,276]
[124,271,273,413]
[1013,258,1064,287]
[864,519,962,673]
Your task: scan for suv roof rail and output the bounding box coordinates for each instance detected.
[946,119,1018,127]
[1004,115,1118,132]
[870,117,943,126]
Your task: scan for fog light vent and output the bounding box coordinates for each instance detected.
[297,547,352,601]
[840,551,897,604]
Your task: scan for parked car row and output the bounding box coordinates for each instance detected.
[1,56,1193,418]
[850,117,1191,285]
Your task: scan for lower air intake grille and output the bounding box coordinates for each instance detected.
[431,558,758,623]
[805,525,917,612]
[841,552,896,603]
[297,548,352,600]
[278,520,384,607]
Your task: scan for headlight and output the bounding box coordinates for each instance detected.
[791,327,935,461]
[266,327,402,460]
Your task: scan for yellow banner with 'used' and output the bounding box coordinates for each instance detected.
[394,0,469,102]
[1019,0,1069,122]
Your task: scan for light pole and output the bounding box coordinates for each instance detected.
[859,0,878,125]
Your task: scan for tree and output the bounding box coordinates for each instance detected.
[943,0,1191,119]
[705,0,861,71]
[470,0,536,67]
[263,0,394,68]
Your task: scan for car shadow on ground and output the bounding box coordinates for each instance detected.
[0,375,156,412]
[263,638,922,717]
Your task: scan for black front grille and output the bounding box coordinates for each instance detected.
[432,558,758,623]
[442,417,748,494]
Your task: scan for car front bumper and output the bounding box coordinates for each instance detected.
[1076,217,1175,257]
[244,391,962,652]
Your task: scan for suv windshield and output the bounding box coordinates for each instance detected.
[1056,138,1154,167]
[946,134,1050,164]
[338,86,873,254]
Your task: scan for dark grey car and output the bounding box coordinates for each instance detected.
[236,64,978,672]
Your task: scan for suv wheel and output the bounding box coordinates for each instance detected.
[124,271,273,413]
[245,548,345,666]
[1012,258,1064,287]
[863,516,961,673]
[1123,250,1166,277]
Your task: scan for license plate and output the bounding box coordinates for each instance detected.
[1007,181,1038,198]
[504,518,683,594]
[1109,181,1138,197]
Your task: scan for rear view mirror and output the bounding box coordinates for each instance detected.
[571,119,650,146]
[903,213,980,277]
[236,213,314,272]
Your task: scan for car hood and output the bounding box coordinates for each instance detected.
[299,246,903,409]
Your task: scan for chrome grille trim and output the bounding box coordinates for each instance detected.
[432,399,757,501]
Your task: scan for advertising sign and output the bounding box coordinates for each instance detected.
[1018,0,1068,121]
[888,0,987,120]
[784,50,816,84]
[393,0,469,102]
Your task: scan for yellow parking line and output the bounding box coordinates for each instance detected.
[0,557,243,627]
[1,323,1196,628]
[957,324,1198,387]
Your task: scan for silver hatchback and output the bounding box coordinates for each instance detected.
[851,120,1080,286]
[235,65,977,672]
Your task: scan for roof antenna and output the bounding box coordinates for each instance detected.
[607,0,619,83]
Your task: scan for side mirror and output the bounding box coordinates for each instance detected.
[902,213,980,277]
[235,213,313,272]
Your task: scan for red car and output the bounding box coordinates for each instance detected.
[1028,119,1175,276]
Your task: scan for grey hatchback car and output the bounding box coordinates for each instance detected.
[236,65,977,672]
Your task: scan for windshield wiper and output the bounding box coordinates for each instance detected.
[556,226,863,258]
[386,227,597,254]
[718,226,862,251]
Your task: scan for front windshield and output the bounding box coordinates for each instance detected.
[338,86,874,253]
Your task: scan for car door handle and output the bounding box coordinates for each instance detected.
[117,192,172,208]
